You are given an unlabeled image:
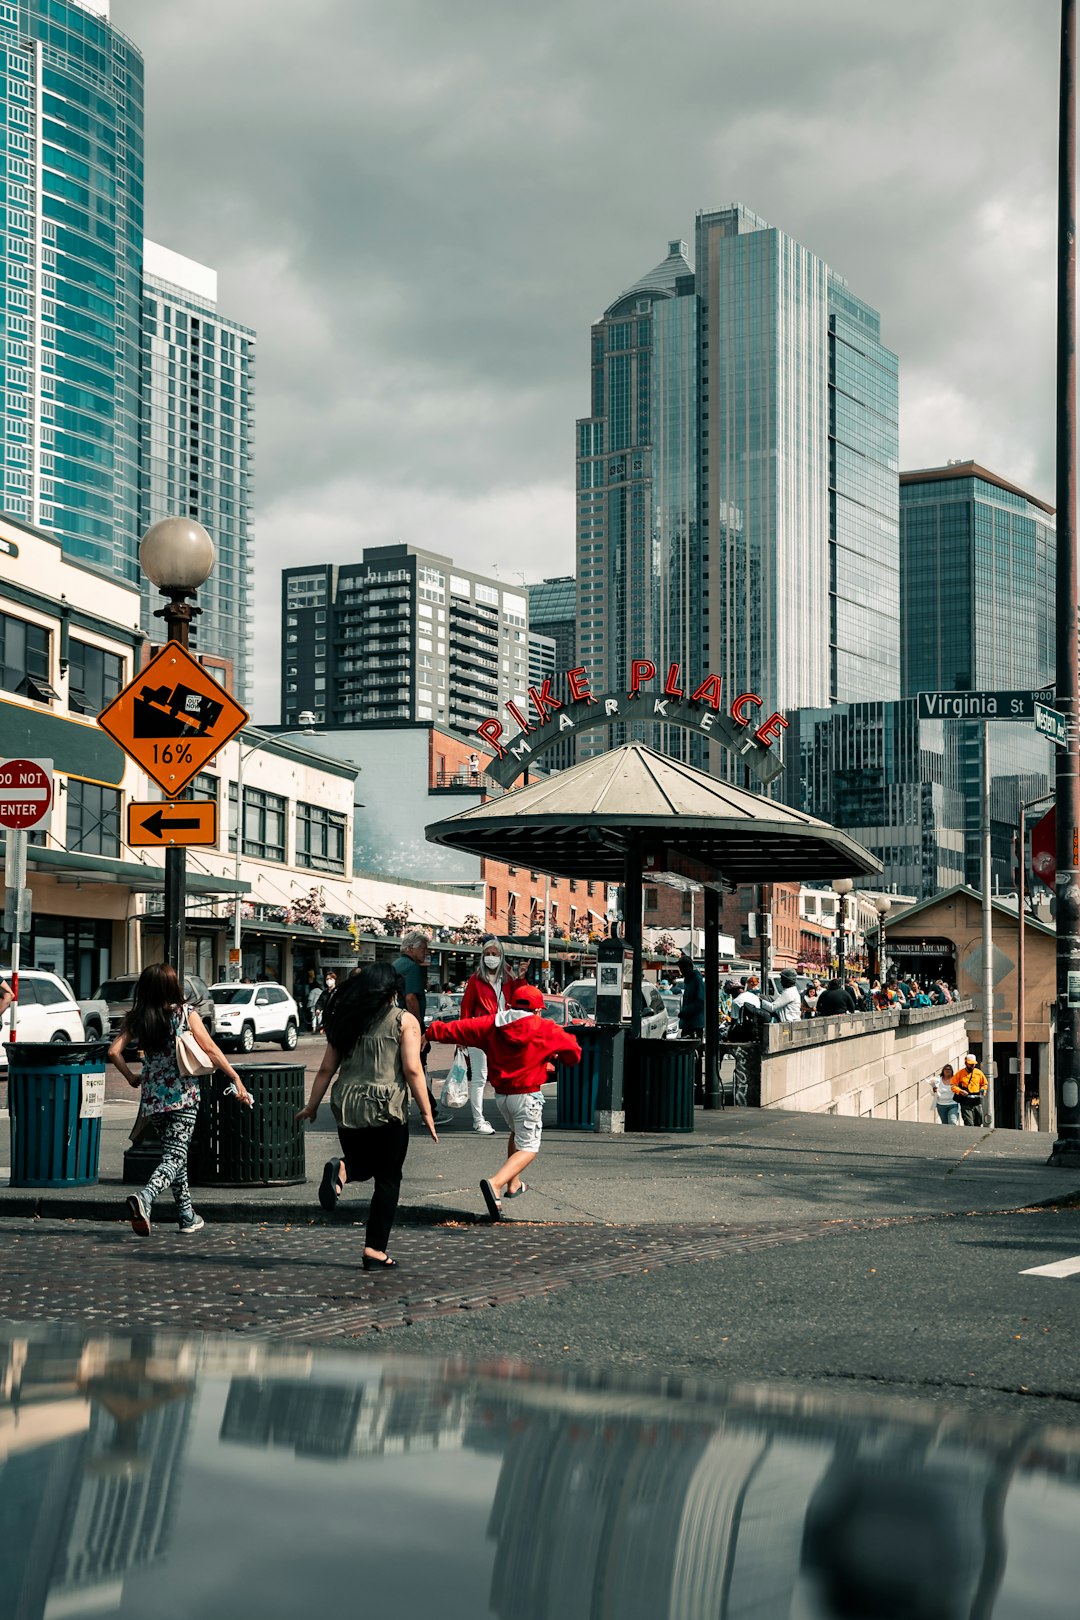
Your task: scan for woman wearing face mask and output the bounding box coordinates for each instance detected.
[459,936,509,1133]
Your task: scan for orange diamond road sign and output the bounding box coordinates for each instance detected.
[127,798,219,849]
[98,641,249,797]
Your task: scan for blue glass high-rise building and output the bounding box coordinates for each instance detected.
[900,460,1057,887]
[575,240,699,758]
[141,242,256,702]
[0,0,144,579]
[695,205,900,722]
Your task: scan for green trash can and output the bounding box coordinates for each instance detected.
[556,1026,602,1128]
[6,1041,107,1187]
[624,1038,697,1132]
[189,1062,305,1186]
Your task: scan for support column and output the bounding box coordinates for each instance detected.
[624,843,644,1039]
[703,886,721,1109]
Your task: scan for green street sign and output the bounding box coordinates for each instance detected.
[1034,700,1067,748]
[916,687,1054,722]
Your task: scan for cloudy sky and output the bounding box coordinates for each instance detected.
[114,0,1060,721]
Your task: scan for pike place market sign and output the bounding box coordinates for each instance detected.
[476,658,787,789]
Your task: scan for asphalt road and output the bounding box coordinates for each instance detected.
[2,1200,1078,1423]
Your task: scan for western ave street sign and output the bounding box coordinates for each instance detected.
[127,799,219,849]
[98,642,248,797]
[916,687,1054,721]
[1034,700,1068,748]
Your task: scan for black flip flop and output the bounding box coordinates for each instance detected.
[318,1158,343,1212]
[503,1181,528,1199]
[480,1178,502,1221]
[362,1253,398,1270]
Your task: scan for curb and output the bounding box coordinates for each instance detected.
[0,1193,488,1226]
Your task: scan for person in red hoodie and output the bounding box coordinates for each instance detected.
[426,981,581,1220]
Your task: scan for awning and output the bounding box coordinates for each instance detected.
[18,844,249,896]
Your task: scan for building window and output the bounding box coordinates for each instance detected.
[0,611,49,696]
[488,885,498,917]
[296,802,347,873]
[67,780,120,858]
[68,639,123,715]
[228,784,287,862]
[645,888,659,912]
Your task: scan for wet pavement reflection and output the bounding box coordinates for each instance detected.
[0,1320,1077,1618]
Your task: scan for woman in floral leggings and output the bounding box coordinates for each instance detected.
[109,963,251,1235]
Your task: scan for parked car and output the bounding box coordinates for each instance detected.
[209,982,300,1051]
[563,977,668,1038]
[662,994,683,1035]
[0,969,85,1064]
[540,995,593,1028]
[429,991,463,1021]
[76,992,110,1040]
[96,972,216,1046]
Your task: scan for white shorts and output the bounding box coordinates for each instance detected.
[496,1091,545,1153]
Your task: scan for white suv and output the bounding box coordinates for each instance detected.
[0,969,86,1063]
[210,982,300,1052]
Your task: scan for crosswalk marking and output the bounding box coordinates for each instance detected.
[1020,1254,1080,1279]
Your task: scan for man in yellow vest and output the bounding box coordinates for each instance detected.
[955,1053,989,1126]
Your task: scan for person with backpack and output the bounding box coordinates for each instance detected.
[426,981,581,1220]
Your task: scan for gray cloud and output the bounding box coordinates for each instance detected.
[115,0,1059,718]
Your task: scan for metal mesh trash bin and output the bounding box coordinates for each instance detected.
[556,1027,603,1128]
[624,1038,697,1132]
[189,1063,306,1186]
[6,1041,107,1187]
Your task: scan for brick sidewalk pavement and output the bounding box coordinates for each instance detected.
[0,1215,865,1344]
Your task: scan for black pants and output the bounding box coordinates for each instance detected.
[337,1120,410,1252]
[960,1100,985,1127]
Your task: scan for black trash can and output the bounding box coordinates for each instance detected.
[6,1041,108,1187]
[189,1063,306,1186]
[624,1038,697,1132]
[556,1026,603,1128]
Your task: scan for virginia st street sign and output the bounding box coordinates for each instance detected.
[916,687,1054,721]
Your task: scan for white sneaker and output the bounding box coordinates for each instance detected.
[178,1211,205,1235]
[473,1120,495,1135]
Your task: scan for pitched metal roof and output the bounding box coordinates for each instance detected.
[606,241,694,313]
[426,743,881,884]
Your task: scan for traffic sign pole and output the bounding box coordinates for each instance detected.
[981,722,995,1125]
[6,827,26,1041]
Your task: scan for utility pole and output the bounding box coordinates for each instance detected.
[1051,0,1080,1166]
[981,720,995,1125]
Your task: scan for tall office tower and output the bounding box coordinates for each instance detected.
[575,241,700,760]
[141,242,257,700]
[527,574,577,765]
[0,0,144,578]
[281,545,529,733]
[900,461,1057,886]
[695,205,900,726]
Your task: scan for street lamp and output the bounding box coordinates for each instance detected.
[834,878,854,987]
[874,897,891,983]
[138,518,215,973]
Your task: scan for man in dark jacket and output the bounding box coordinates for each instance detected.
[677,954,705,1036]
[815,978,858,1016]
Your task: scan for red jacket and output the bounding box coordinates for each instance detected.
[461,973,504,1020]
[425,1009,581,1095]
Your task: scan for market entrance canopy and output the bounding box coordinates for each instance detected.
[426,743,882,885]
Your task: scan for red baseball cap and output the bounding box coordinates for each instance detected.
[510,982,545,1010]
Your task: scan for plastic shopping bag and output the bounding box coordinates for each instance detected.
[441,1048,470,1109]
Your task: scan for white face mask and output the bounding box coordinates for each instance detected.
[482,955,501,972]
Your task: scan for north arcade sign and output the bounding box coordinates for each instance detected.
[476,658,787,788]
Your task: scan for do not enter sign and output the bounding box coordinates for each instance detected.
[0,758,54,831]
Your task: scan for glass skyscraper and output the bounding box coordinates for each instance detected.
[0,0,144,579]
[575,240,699,759]
[900,461,1057,888]
[141,242,256,702]
[695,205,900,723]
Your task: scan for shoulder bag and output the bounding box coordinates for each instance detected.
[176,1006,215,1079]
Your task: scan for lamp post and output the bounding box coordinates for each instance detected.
[1017,791,1056,1129]
[139,518,215,974]
[874,897,891,983]
[834,878,854,988]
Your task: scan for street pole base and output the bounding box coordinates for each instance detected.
[1047,1138,1080,1168]
[593,1109,625,1135]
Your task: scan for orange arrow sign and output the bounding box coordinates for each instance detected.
[128,798,219,849]
[99,642,248,796]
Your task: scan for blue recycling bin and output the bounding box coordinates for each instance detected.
[6,1041,107,1187]
[556,1027,603,1128]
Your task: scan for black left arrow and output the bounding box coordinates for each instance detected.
[141,810,202,839]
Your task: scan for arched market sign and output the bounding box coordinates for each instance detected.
[476,658,787,789]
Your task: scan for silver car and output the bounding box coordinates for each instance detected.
[563,976,669,1038]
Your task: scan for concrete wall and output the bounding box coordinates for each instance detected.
[758,1002,973,1122]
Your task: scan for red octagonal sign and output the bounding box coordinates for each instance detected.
[0,757,54,831]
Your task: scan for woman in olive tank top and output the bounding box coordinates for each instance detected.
[296,960,437,1268]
